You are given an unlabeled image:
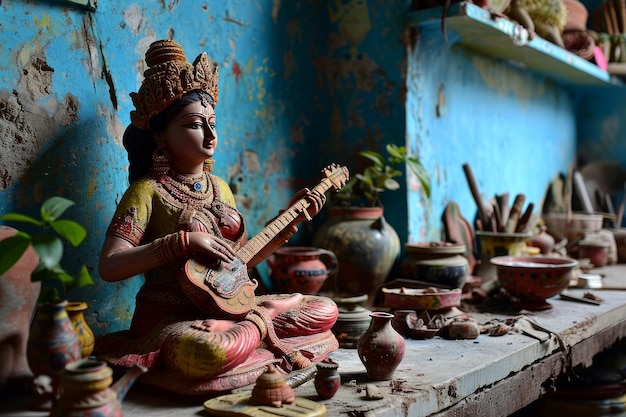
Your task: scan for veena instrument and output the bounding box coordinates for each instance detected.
[180,163,349,319]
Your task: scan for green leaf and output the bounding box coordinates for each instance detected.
[359,151,385,170]
[31,234,63,269]
[31,265,62,282]
[73,265,94,289]
[50,219,86,247]
[38,287,60,304]
[0,212,43,226]
[41,197,75,222]
[384,178,401,190]
[0,234,32,275]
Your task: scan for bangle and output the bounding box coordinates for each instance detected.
[152,231,190,266]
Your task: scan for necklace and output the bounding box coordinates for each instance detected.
[160,170,213,203]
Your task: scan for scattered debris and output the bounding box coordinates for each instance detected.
[365,384,384,400]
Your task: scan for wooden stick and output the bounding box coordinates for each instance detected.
[515,202,535,233]
[616,0,626,33]
[605,0,616,34]
[608,0,620,34]
[505,194,526,233]
[462,163,491,230]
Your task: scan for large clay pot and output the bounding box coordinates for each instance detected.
[267,246,338,294]
[312,207,400,302]
[0,226,40,390]
[66,301,95,359]
[357,312,405,381]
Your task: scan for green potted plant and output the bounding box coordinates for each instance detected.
[313,144,430,303]
[0,196,95,385]
[0,196,93,303]
[330,144,431,208]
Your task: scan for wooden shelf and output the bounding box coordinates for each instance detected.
[408,2,612,86]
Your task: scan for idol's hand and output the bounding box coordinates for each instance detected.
[188,232,236,262]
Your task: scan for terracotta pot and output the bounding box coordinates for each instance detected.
[491,256,578,310]
[65,301,95,359]
[357,312,405,381]
[312,207,400,303]
[563,0,588,31]
[530,226,556,255]
[0,226,40,389]
[314,358,340,399]
[578,240,609,267]
[268,246,337,294]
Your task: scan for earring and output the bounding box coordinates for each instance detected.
[152,150,170,176]
[203,158,214,172]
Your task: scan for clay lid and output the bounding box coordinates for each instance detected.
[405,241,465,255]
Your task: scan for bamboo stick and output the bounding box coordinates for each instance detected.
[604,0,616,34]
[616,0,626,33]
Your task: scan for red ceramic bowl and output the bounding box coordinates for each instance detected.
[490,256,578,310]
[381,287,461,311]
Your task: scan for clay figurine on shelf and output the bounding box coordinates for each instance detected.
[504,0,567,47]
[95,39,342,395]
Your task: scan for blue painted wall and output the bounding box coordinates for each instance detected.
[0,0,619,335]
[406,26,578,242]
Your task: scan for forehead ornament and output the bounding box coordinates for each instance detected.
[130,39,219,130]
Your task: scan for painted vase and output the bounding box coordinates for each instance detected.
[357,312,405,381]
[312,207,400,303]
[314,358,340,399]
[66,301,95,358]
[52,358,147,417]
[27,300,81,378]
[27,299,82,409]
[268,246,338,294]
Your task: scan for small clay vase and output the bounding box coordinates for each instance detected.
[357,312,406,381]
[530,225,555,255]
[268,246,338,294]
[66,301,95,358]
[314,358,340,399]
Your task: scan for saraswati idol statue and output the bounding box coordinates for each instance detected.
[95,39,348,395]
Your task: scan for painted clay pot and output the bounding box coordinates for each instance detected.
[27,299,82,410]
[330,294,371,349]
[66,301,95,359]
[357,312,405,381]
[27,300,81,378]
[314,358,340,399]
[475,231,531,286]
[53,358,147,417]
[312,207,400,303]
[268,246,337,294]
[401,242,469,289]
